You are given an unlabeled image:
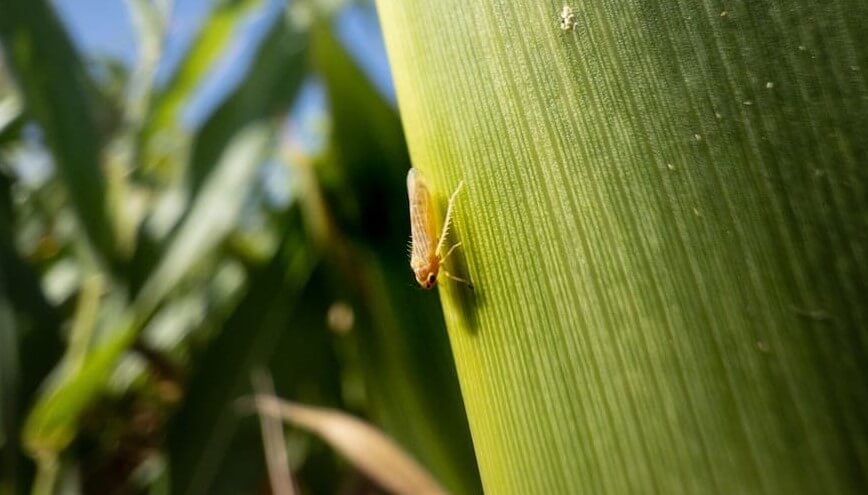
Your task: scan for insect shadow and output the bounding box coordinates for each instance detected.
[441,224,483,335]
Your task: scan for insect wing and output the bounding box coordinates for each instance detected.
[407,168,438,269]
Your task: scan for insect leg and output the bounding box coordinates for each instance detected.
[436,180,464,257]
[440,242,462,263]
[441,269,474,290]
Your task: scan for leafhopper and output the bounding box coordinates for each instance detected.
[407,168,472,290]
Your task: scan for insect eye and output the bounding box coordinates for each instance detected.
[428,274,436,284]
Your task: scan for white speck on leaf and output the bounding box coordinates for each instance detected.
[560,5,577,31]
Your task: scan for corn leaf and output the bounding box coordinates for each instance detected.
[136,123,272,314]
[22,123,271,456]
[141,0,262,180]
[376,1,868,493]
[312,25,482,495]
[0,0,116,260]
[186,15,307,196]
[0,264,20,493]
[0,169,62,493]
[165,214,336,495]
[0,95,23,146]
[22,317,137,455]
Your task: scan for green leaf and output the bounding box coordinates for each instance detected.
[0,0,116,260]
[136,123,272,314]
[0,95,23,146]
[311,26,482,495]
[25,13,308,460]
[127,12,307,294]
[376,0,868,493]
[22,317,137,455]
[124,0,170,126]
[0,168,62,493]
[0,266,21,493]
[21,122,272,457]
[141,0,262,180]
[186,15,307,196]
[165,211,337,495]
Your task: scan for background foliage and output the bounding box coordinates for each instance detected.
[0,0,480,493]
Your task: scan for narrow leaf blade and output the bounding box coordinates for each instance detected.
[254,396,449,495]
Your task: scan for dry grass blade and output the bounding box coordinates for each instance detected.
[251,371,296,495]
[252,395,449,495]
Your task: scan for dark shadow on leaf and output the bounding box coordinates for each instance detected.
[442,225,482,335]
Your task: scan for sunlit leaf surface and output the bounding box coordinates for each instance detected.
[376,0,868,493]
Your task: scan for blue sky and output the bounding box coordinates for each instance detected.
[51,0,396,127]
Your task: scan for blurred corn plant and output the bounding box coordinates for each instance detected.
[0,0,480,494]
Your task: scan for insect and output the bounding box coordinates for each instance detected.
[560,5,577,31]
[407,168,472,290]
